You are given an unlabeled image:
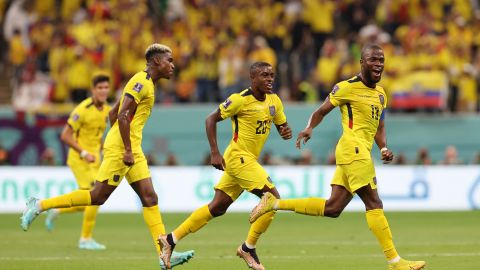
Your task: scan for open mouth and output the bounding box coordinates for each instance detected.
[266,83,273,89]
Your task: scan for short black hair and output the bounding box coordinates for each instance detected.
[361,43,383,59]
[145,43,172,62]
[92,74,109,87]
[250,61,272,75]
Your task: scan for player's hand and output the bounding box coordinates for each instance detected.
[279,125,292,140]
[123,150,134,166]
[84,153,96,163]
[210,151,226,171]
[381,148,394,164]
[296,128,313,149]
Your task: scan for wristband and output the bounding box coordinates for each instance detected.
[80,150,89,159]
[380,147,388,153]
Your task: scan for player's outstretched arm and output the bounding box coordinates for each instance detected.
[118,94,138,166]
[374,118,393,164]
[275,122,292,140]
[206,108,226,171]
[60,124,95,162]
[296,98,335,149]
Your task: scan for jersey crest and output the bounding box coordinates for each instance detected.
[269,105,276,116]
[133,82,143,92]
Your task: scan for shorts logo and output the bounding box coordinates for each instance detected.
[379,94,385,106]
[267,176,272,183]
[72,114,80,121]
[133,82,144,93]
[331,85,339,95]
[269,106,276,116]
[373,177,377,185]
[113,175,120,182]
[222,98,232,109]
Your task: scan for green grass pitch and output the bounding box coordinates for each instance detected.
[1,211,479,270]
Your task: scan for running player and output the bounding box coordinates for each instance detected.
[159,62,292,270]
[250,44,426,270]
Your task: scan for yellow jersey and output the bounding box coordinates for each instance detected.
[329,76,387,164]
[66,97,110,165]
[104,71,155,154]
[219,88,287,162]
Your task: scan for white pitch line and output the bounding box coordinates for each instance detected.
[1,252,479,261]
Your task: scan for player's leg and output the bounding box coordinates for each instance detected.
[45,164,89,231]
[250,165,353,223]
[127,157,194,269]
[159,172,241,268]
[356,185,425,270]
[78,165,105,250]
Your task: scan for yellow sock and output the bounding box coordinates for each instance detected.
[40,190,91,211]
[366,209,399,261]
[81,206,99,239]
[278,198,325,216]
[246,211,275,246]
[58,206,85,214]
[143,205,166,255]
[173,205,213,242]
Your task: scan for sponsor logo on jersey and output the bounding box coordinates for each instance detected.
[72,114,80,121]
[331,84,339,95]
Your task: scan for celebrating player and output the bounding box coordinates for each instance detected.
[249,44,426,270]
[159,62,293,270]
[21,44,194,269]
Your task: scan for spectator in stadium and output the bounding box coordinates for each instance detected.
[20,44,194,269]
[164,152,179,166]
[250,44,426,270]
[0,141,9,165]
[44,74,111,250]
[159,62,293,270]
[440,145,463,165]
[39,147,56,166]
[415,147,433,165]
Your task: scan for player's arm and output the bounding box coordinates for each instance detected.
[374,112,394,164]
[296,98,335,149]
[206,108,226,171]
[60,124,95,163]
[117,94,137,166]
[109,99,121,126]
[275,122,292,140]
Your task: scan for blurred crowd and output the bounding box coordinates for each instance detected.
[1,0,480,112]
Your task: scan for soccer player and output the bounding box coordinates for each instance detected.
[158,62,293,270]
[21,44,194,269]
[44,74,111,250]
[249,44,426,270]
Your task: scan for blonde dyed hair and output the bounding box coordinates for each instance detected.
[145,43,172,61]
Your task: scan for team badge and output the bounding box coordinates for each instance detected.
[269,106,276,116]
[267,176,272,183]
[133,82,144,93]
[72,114,80,121]
[222,98,232,109]
[379,94,385,105]
[331,84,339,95]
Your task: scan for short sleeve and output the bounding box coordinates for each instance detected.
[219,94,244,119]
[273,96,287,125]
[328,83,349,107]
[124,79,146,104]
[67,105,83,131]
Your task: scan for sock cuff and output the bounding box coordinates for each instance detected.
[366,209,384,216]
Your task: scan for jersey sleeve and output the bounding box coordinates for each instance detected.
[67,105,84,131]
[124,75,146,104]
[273,95,287,125]
[328,83,349,107]
[219,94,244,119]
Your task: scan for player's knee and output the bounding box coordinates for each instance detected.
[208,204,228,217]
[140,191,158,207]
[325,206,344,218]
[90,192,108,205]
